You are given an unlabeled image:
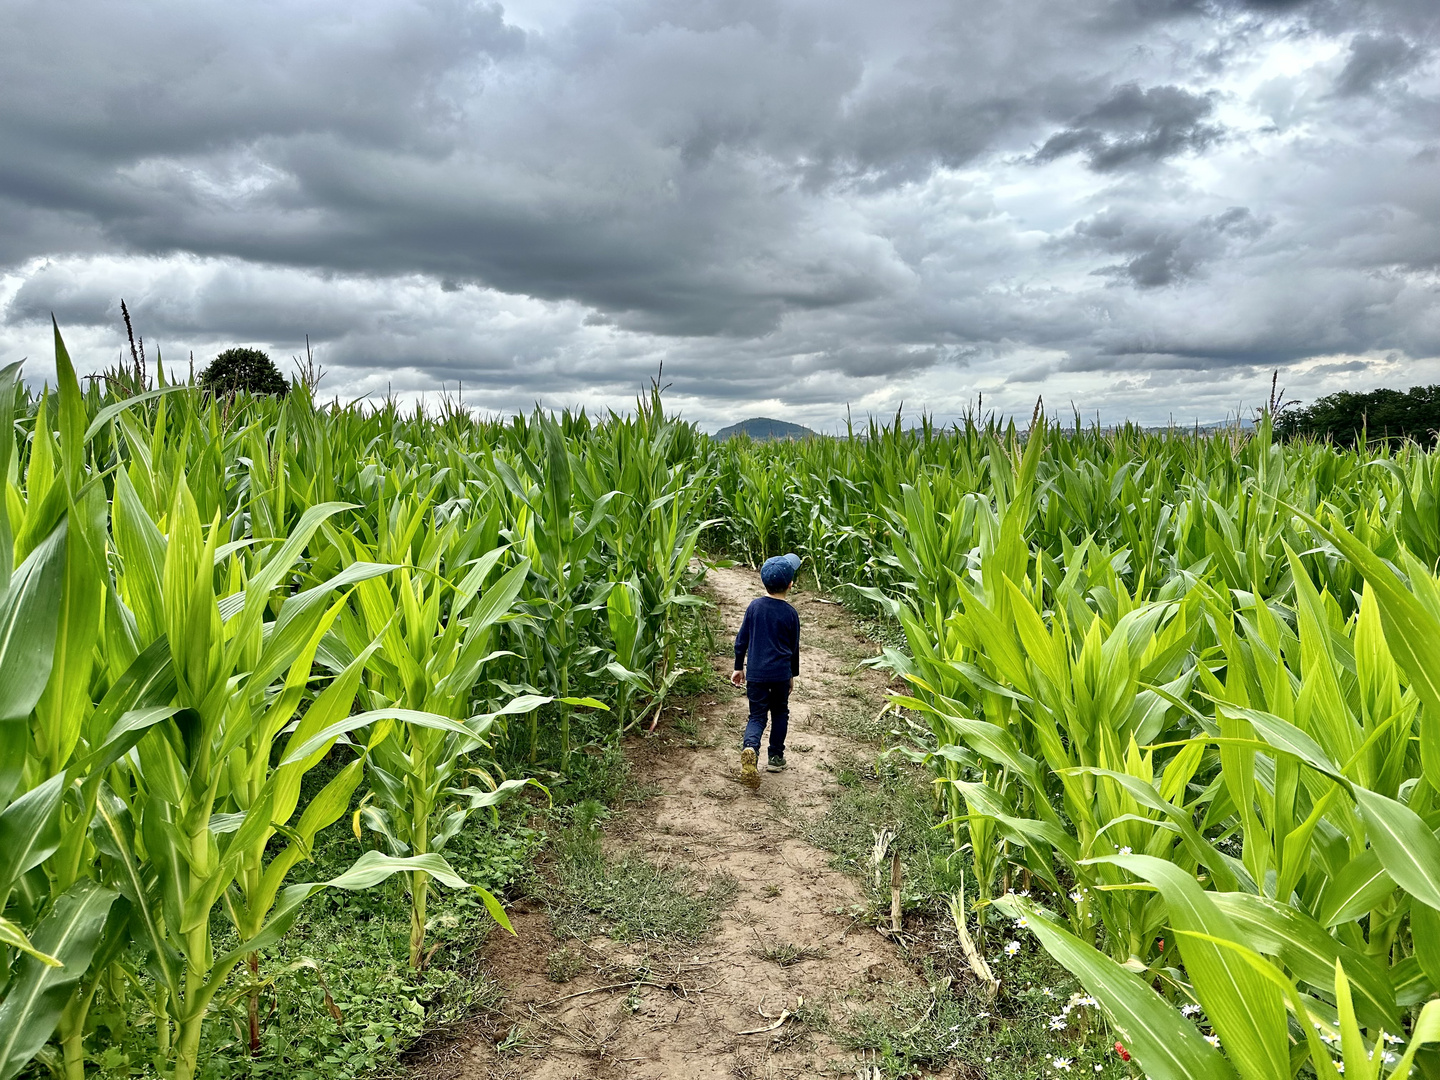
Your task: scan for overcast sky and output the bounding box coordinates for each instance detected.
[2,0,1437,430]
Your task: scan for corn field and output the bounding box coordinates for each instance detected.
[712,412,1440,1078]
[0,328,713,1080]
[10,322,1440,1080]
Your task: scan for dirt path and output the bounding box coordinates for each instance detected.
[438,565,915,1079]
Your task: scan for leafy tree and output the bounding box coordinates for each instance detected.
[1276,384,1440,446]
[199,347,289,398]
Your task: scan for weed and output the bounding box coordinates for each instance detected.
[673,602,722,696]
[537,823,738,943]
[792,1000,831,1031]
[545,742,648,808]
[804,753,946,910]
[545,948,587,983]
[673,712,699,736]
[842,968,1124,1080]
[824,704,897,745]
[755,942,828,966]
[495,1024,537,1055]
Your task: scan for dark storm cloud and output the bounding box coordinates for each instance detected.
[1,0,1438,427]
[1334,33,1427,96]
[1032,84,1224,171]
[1064,206,1271,287]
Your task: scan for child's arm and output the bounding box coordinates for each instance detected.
[788,607,800,689]
[732,606,751,686]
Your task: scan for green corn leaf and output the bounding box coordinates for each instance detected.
[217,850,488,975]
[449,777,548,809]
[0,522,67,723]
[1386,997,1440,1078]
[997,895,1237,1080]
[82,385,189,442]
[0,916,60,967]
[1332,959,1371,1080]
[1352,785,1440,911]
[558,696,609,710]
[0,878,118,1080]
[0,361,20,583]
[1390,957,1433,1007]
[1313,850,1394,927]
[279,706,512,766]
[0,773,66,903]
[1216,704,1350,787]
[1410,901,1440,990]
[1096,854,1289,1080]
[90,786,180,1000]
[1209,892,1399,1031]
[50,319,86,491]
[468,558,530,636]
[1172,928,1342,1079]
[0,522,67,804]
[1286,504,1440,788]
[33,484,105,773]
[895,694,1046,789]
[1068,766,1246,893]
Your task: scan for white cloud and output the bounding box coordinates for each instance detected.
[1,0,1437,430]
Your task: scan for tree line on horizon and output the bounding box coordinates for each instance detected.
[1276,383,1440,446]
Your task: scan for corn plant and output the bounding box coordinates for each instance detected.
[334,531,557,968]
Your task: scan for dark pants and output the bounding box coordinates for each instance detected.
[742,679,790,758]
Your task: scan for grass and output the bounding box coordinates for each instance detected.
[822,701,905,745]
[545,739,651,807]
[754,942,828,966]
[534,801,738,943]
[802,752,955,911]
[544,947,587,983]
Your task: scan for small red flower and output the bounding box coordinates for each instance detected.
[1114,1041,1131,1062]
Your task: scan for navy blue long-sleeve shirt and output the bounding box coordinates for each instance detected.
[734,597,800,682]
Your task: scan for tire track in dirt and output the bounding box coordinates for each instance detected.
[434,565,915,1079]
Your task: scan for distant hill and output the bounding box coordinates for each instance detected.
[713,417,819,441]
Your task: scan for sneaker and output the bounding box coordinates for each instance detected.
[767,756,787,772]
[740,747,760,789]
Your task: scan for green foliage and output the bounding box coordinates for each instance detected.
[710,408,1440,1080]
[13,319,1440,1080]
[198,348,289,399]
[1,331,711,1080]
[1277,383,1440,446]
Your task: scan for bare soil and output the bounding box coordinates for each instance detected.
[425,565,918,1079]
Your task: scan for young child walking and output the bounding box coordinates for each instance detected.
[731,553,802,789]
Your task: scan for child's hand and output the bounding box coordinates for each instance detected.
[731,669,745,687]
